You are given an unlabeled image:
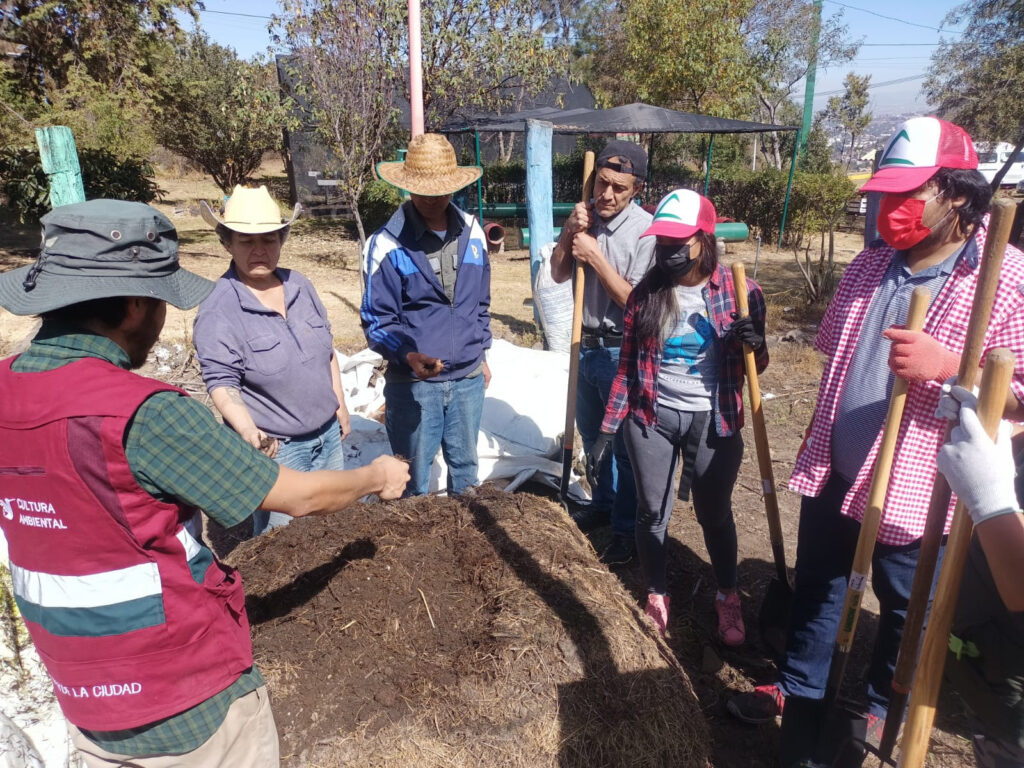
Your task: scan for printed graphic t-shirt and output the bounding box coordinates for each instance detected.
[657,282,717,412]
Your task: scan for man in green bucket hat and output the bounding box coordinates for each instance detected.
[0,199,409,767]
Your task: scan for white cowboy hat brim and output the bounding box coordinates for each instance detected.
[200,200,302,234]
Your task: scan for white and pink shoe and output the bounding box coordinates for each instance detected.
[645,593,671,637]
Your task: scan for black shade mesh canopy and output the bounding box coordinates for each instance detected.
[441,102,796,135]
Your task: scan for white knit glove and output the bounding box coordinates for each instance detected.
[935,388,1019,525]
[935,377,978,421]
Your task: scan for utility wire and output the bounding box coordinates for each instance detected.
[200,9,273,20]
[816,72,926,97]
[823,0,964,35]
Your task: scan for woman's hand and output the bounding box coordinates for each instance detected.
[337,404,351,440]
[243,428,279,458]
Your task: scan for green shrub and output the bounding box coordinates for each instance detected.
[358,179,403,233]
[0,147,160,223]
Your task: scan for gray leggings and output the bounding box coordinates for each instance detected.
[623,404,743,595]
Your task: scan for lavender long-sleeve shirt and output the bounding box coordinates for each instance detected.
[193,264,339,439]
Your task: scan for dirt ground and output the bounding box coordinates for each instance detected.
[0,160,991,766]
[231,487,710,767]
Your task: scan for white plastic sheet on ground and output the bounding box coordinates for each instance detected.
[338,339,587,499]
[531,241,573,354]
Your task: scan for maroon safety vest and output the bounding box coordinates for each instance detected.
[0,356,253,730]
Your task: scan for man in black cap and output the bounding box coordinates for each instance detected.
[0,199,409,767]
[550,139,655,565]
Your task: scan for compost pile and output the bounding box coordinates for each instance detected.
[230,486,710,767]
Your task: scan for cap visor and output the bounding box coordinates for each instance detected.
[860,165,938,193]
[640,220,701,239]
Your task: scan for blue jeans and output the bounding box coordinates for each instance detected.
[577,346,637,538]
[252,418,345,536]
[384,374,485,496]
[778,473,945,717]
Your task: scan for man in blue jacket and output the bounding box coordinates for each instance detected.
[361,133,491,496]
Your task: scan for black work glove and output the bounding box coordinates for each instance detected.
[585,432,615,489]
[728,313,765,351]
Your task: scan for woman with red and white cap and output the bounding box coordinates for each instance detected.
[594,189,768,643]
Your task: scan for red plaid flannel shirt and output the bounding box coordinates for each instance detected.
[601,263,768,437]
[789,223,1024,545]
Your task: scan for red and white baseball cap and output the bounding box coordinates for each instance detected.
[860,116,978,194]
[641,189,717,239]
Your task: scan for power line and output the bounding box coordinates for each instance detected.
[816,72,926,96]
[859,42,941,46]
[200,9,273,20]
[823,0,964,35]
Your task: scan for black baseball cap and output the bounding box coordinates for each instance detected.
[596,140,648,180]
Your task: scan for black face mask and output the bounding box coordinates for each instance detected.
[655,243,696,279]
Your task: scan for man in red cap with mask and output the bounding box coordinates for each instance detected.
[727,116,1024,753]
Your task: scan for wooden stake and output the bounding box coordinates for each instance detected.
[898,348,1016,768]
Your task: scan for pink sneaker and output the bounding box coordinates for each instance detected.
[715,591,745,646]
[645,593,671,636]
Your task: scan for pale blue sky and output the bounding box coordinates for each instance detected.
[184,0,967,117]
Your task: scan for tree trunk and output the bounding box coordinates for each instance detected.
[991,129,1024,191]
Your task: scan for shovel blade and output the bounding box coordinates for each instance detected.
[758,576,794,661]
[780,697,867,768]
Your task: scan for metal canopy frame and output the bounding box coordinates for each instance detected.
[441,102,801,247]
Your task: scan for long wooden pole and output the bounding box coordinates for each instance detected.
[824,286,931,705]
[897,348,1016,768]
[731,262,787,585]
[559,151,596,499]
[879,198,1017,760]
[407,0,424,137]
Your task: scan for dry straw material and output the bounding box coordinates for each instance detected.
[231,486,711,768]
[376,133,482,197]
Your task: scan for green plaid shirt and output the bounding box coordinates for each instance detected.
[11,322,278,755]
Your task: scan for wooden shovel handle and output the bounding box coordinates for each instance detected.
[899,348,1016,768]
[824,286,931,704]
[560,151,596,494]
[731,262,787,583]
[885,198,1017,744]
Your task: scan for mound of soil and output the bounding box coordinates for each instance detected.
[229,486,710,767]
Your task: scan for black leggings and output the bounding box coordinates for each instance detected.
[623,405,743,595]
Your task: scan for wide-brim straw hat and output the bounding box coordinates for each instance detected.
[376,134,482,197]
[200,185,301,234]
[0,199,214,316]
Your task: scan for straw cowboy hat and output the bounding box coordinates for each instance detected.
[0,199,214,316]
[376,134,482,197]
[200,185,301,235]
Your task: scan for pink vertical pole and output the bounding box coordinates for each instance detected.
[408,0,424,137]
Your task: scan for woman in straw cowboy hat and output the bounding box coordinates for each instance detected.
[194,185,352,535]
[361,133,492,496]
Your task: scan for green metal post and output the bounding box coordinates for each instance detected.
[474,130,484,224]
[778,130,800,249]
[703,134,715,196]
[35,126,85,208]
[800,0,823,156]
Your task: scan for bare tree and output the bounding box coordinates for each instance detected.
[276,0,402,249]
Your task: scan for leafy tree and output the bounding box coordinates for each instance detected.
[743,0,858,169]
[800,115,835,174]
[275,0,403,249]
[415,0,568,129]
[152,33,292,193]
[925,0,1024,188]
[824,73,871,169]
[586,0,753,116]
[788,171,855,303]
[2,1,197,158]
